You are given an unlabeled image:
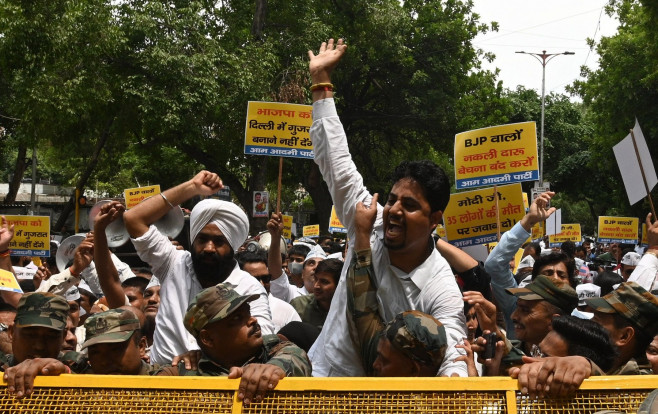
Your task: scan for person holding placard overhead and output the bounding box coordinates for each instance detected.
[306,39,466,377]
[123,171,274,365]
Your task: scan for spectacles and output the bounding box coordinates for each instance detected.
[254,274,272,283]
[530,344,546,358]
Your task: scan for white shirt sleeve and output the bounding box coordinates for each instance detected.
[130,225,180,284]
[36,268,79,295]
[270,273,304,303]
[628,253,658,291]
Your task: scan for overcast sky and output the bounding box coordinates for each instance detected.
[471,0,619,97]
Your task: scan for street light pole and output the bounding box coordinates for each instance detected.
[515,50,575,187]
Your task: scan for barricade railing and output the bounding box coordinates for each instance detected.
[1,375,656,413]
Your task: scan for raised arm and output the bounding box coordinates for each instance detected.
[267,213,284,280]
[36,234,93,295]
[484,191,556,328]
[308,38,346,103]
[308,39,376,233]
[94,201,128,309]
[0,217,21,307]
[346,194,383,375]
[629,212,658,290]
[124,170,223,238]
[436,239,478,272]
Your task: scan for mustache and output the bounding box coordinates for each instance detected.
[248,323,261,337]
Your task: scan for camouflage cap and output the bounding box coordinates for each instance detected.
[184,283,259,338]
[506,274,578,314]
[82,308,141,349]
[383,310,448,368]
[586,282,658,331]
[15,292,69,331]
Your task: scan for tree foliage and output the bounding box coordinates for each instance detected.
[570,0,658,222]
[1,0,508,234]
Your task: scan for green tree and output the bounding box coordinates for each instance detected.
[570,0,658,222]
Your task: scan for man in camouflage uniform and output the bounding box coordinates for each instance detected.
[157,283,310,405]
[587,282,658,375]
[1,292,80,369]
[348,195,448,377]
[81,307,157,375]
[4,306,161,399]
[510,282,658,399]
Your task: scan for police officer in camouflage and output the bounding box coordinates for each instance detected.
[156,283,311,405]
[2,292,73,369]
[348,194,448,377]
[587,282,658,375]
[3,306,162,399]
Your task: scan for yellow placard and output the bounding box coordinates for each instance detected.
[597,216,639,244]
[522,192,529,212]
[642,223,648,246]
[443,183,525,247]
[282,215,293,240]
[328,206,347,233]
[435,224,447,239]
[531,221,545,240]
[454,122,538,189]
[548,224,581,247]
[0,269,22,293]
[303,225,320,238]
[244,102,314,159]
[124,185,161,209]
[5,215,50,257]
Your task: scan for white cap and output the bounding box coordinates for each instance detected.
[621,252,641,266]
[326,252,344,261]
[304,245,327,263]
[145,276,161,290]
[518,255,535,270]
[571,308,594,319]
[576,283,601,306]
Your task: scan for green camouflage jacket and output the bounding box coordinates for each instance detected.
[159,334,310,377]
[290,294,328,330]
[346,248,385,376]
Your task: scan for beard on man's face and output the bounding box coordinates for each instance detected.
[191,249,235,285]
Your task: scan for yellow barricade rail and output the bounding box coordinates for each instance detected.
[1,375,656,413]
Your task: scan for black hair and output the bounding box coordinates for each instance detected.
[551,315,618,372]
[532,252,577,288]
[318,235,332,244]
[236,250,268,269]
[121,277,149,293]
[527,242,541,257]
[314,258,343,284]
[593,271,623,296]
[131,267,153,277]
[288,244,311,258]
[328,241,343,255]
[560,241,576,258]
[78,288,98,305]
[390,160,451,213]
[575,245,586,254]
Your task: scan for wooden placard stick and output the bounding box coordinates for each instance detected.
[277,157,283,214]
[629,128,657,221]
[494,185,501,241]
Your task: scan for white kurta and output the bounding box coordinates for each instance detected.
[269,293,302,332]
[308,98,467,377]
[131,225,274,364]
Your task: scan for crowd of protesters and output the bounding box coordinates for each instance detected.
[0,39,656,408]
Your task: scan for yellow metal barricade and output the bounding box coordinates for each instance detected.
[0,375,655,413]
